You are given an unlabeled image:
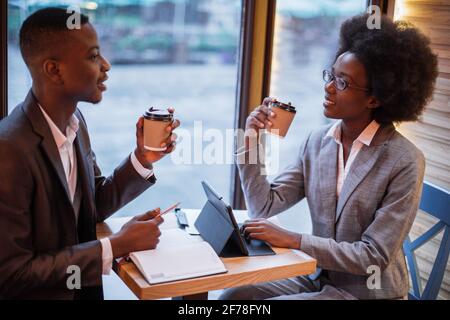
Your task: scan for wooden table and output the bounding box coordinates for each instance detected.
[96,210,316,300]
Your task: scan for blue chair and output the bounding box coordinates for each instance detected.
[403,181,450,300]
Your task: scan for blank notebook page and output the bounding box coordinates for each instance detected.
[130,230,227,284]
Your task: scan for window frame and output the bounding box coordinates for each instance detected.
[1,0,7,119]
[231,0,277,209]
[368,0,390,14]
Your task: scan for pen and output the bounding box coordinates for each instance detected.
[155,202,181,219]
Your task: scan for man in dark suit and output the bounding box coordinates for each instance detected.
[0,8,180,299]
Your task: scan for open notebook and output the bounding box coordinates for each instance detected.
[129,229,227,285]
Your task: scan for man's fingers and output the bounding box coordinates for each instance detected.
[136,117,144,130]
[136,208,161,221]
[167,119,181,132]
[147,208,161,219]
[152,215,164,226]
[136,117,144,138]
[164,142,176,154]
[160,140,176,154]
[161,136,177,147]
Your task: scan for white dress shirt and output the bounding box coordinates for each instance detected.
[325,120,380,197]
[38,106,154,275]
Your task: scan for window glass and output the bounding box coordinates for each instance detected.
[268,0,367,233]
[7,0,242,215]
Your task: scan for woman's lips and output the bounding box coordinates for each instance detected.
[323,98,336,108]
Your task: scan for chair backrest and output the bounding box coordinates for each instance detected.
[403,181,450,300]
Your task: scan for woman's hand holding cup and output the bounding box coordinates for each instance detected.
[245,97,277,134]
[243,97,276,151]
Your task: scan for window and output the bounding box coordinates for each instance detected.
[267,0,367,233]
[7,0,242,216]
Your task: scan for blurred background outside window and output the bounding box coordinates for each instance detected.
[8,0,242,216]
[268,0,366,232]
[8,0,365,231]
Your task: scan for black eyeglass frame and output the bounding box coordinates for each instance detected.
[323,70,370,92]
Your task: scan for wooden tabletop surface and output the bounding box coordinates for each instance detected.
[96,211,316,300]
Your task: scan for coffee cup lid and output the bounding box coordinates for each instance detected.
[270,100,296,113]
[144,107,173,121]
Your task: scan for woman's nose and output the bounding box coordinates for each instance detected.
[325,81,336,94]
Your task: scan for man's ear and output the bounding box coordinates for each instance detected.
[367,95,380,110]
[42,59,64,85]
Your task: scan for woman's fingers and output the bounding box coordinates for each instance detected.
[247,232,266,241]
[243,226,265,235]
[249,116,265,129]
[244,218,267,225]
[256,104,271,116]
[252,110,269,124]
[243,222,264,229]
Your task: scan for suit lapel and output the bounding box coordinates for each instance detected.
[334,144,385,223]
[318,135,338,234]
[74,127,94,216]
[22,91,72,203]
[74,138,93,241]
[334,124,396,223]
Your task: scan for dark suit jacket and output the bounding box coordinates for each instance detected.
[0,91,156,299]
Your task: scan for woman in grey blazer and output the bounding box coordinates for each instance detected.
[221,14,438,300]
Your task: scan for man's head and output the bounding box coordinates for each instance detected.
[20,7,111,104]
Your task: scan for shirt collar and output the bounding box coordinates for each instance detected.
[357,120,380,146]
[38,104,79,148]
[325,121,342,143]
[325,120,380,146]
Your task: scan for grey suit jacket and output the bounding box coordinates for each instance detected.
[237,123,425,299]
[0,91,155,299]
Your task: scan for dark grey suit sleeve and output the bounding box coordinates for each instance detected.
[0,141,102,299]
[237,133,311,218]
[301,150,425,275]
[75,109,155,222]
[92,150,156,222]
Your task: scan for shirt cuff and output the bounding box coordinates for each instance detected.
[130,152,154,180]
[235,145,259,165]
[235,145,253,156]
[100,237,113,275]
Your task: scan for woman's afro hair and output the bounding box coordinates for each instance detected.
[336,14,438,124]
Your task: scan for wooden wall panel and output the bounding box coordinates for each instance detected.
[397,0,450,300]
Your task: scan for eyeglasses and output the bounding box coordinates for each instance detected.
[323,70,369,92]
